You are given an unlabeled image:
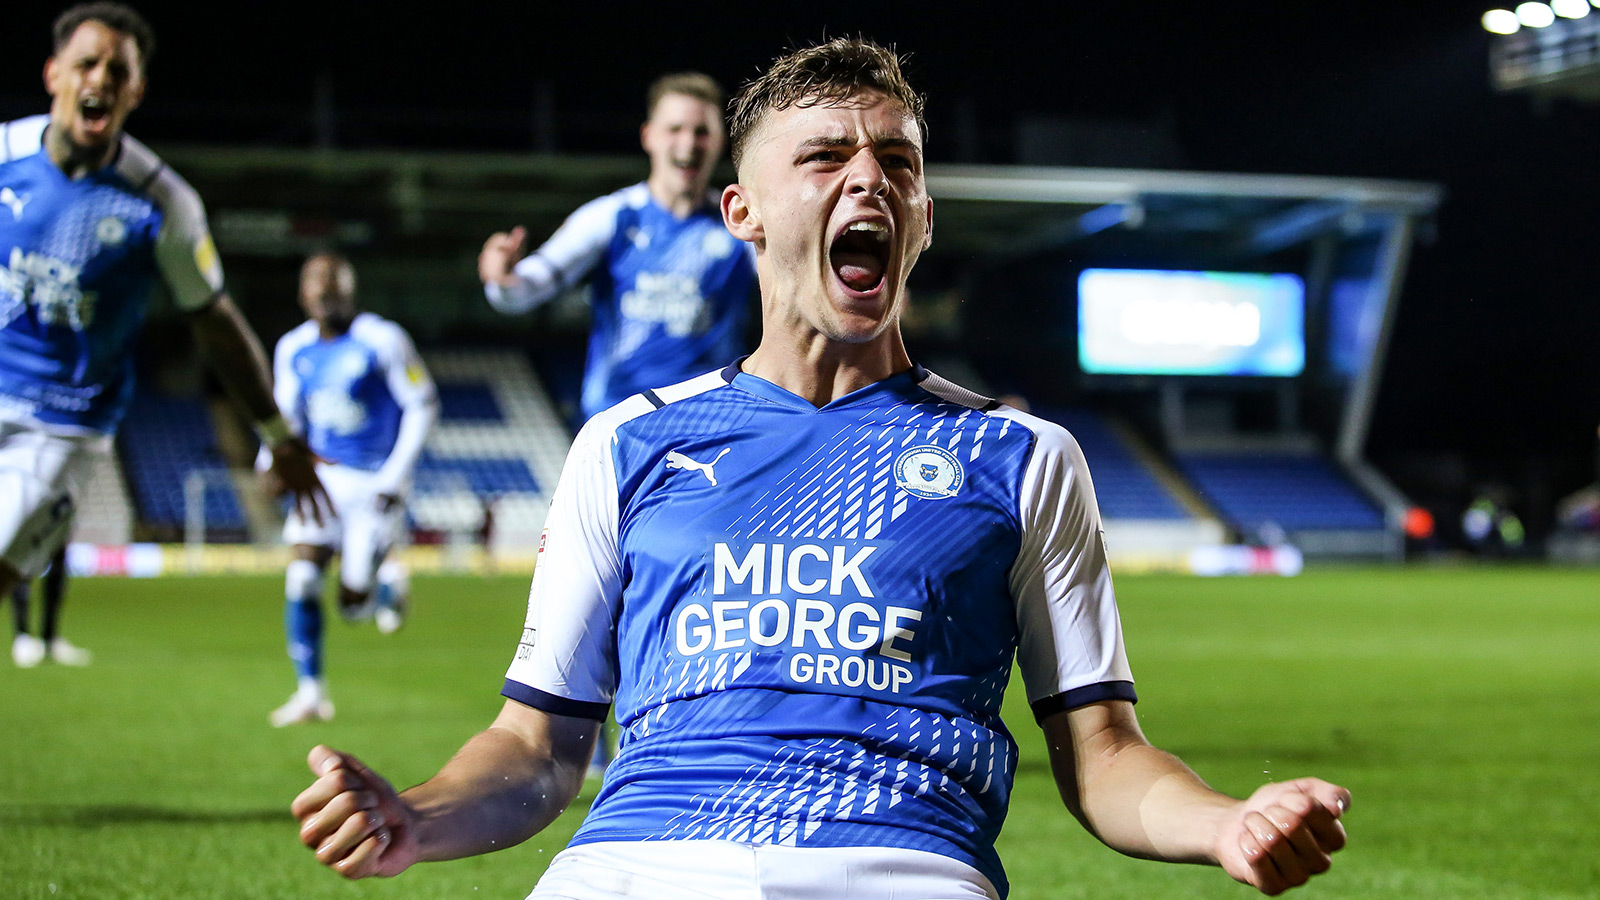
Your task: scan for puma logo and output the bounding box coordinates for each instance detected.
[665,448,731,486]
[0,187,27,220]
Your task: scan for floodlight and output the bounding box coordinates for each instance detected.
[1516,1,1557,26]
[1552,0,1589,17]
[1483,8,1523,31]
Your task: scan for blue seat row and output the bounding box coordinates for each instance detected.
[119,393,247,532]
[1176,453,1384,532]
[1032,406,1189,521]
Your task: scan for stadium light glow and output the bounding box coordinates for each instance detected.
[1552,0,1590,17]
[1516,1,1557,26]
[1483,8,1523,31]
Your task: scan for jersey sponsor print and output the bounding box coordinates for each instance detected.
[505,364,1135,896]
[491,184,754,420]
[273,313,430,471]
[0,116,221,434]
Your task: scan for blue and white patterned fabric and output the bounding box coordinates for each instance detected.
[485,184,754,420]
[0,115,223,434]
[272,312,433,474]
[503,363,1136,896]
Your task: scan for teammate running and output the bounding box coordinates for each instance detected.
[0,3,324,610]
[478,72,756,423]
[264,251,437,727]
[292,39,1349,899]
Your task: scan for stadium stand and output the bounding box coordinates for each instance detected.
[118,391,249,540]
[111,348,571,562]
[1033,406,1190,521]
[411,349,571,557]
[1175,451,1386,535]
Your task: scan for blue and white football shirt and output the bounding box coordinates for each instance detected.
[0,115,224,434]
[272,312,434,472]
[504,363,1136,896]
[485,184,755,420]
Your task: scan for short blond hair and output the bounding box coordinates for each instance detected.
[728,38,925,173]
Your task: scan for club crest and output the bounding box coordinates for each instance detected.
[893,445,964,500]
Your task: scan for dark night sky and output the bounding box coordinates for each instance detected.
[6,1,1599,511]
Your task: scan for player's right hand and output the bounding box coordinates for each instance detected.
[292,745,420,879]
[270,439,331,527]
[478,226,528,285]
[1215,778,1349,896]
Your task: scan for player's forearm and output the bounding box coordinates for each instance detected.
[484,275,553,315]
[1077,739,1236,863]
[1046,704,1236,865]
[188,295,278,423]
[402,715,593,862]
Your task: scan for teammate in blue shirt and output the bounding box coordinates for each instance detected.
[293,40,1349,899]
[477,72,756,423]
[262,252,438,727]
[0,3,325,642]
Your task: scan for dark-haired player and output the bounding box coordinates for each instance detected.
[262,252,437,727]
[0,3,326,607]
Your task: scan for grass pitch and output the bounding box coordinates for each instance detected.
[2,566,1597,899]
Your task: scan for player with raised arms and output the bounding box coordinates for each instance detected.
[262,251,438,727]
[292,38,1349,898]
[0,3,325,615]
[477,72,756,424]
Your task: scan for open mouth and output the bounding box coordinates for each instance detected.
[79,96,111,130]
[829,219,891,296]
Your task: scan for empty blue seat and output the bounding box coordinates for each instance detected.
[436,381,506,422]
[118,392,247,533]
[1176,453,1384,532]
[1032,407,1188,521]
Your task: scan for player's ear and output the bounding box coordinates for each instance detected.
[722,184,762,243]
[922,196,934,251]
[43,56,59,94]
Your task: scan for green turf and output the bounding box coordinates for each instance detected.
[2,566,1597,899]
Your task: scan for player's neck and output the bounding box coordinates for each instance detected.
[44,125,117,179]
[645,176,704,218]
[741,331,912,408]
[317,318,354,340]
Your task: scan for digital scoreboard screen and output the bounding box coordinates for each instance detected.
[1077,268,1306,377]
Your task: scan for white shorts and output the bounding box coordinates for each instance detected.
[282,463,405,593]
[0,422,107,578]
[527,841,1000,900]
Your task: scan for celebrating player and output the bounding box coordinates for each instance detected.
[0,3,325,606]
[477,72,756,423]
[263,251,438,727]
[292,39,1349,898]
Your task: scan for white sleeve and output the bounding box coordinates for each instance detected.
[373,323,438,494]
[485,193,620,314]
[148,170,226,311]
[255,334,304,472]
[1007,416,1135,720]
[502,417,623,717]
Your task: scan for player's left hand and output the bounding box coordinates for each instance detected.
[1214,778,1349,896]
[271,438,331,526]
